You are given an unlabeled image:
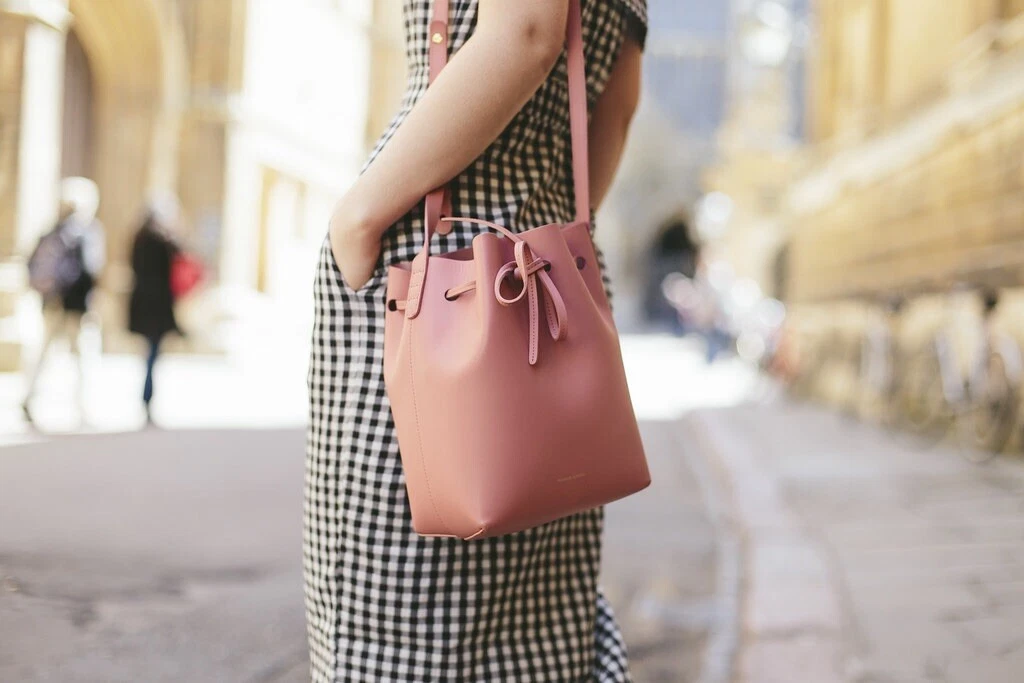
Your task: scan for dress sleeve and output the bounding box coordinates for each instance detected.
[617,0,647,50]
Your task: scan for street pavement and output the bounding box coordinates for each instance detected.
[687,403,1024,683]
[15,335,1022,682]
[0,336,750,682]
[0,428,309,682]
[0,421,724,683]
[604,420,720,683]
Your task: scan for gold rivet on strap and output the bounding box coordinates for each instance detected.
[431,32,444,44]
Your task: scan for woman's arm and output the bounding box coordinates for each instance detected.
[331,0,569,290]
[588,38,642,211]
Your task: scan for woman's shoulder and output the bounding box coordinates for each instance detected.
[612,0,646,24]
[608,0,647,47]
[584,0,647,50]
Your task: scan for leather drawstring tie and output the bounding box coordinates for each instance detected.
[493,241,568,366]
[392,216,570,365]
[393,240,569,365]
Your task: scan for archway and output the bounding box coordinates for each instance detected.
[65,0,186,266]
[55,0,189,346]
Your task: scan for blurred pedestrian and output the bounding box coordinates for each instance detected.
[23,177,105,425]
[308,0,647,680]
[128,199,182,425]
[689,257,733,363]
[645,217,698,331]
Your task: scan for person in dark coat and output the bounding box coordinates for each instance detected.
[128,202,181,424]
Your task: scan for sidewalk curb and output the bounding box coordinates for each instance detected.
[682,408,850,683]
[676,414,743,683]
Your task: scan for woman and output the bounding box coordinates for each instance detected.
[308,1,646,680]
[128,205,180,424]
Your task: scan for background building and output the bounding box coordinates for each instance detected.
[790,0,1024,305]
[9,0,1019,367]
[598,0,732,328]
[701,0,811,299]
[0,0,405,370]
[708,0,1024,306]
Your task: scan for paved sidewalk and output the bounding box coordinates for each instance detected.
[0,423,722,682]
[686,402,1024,683]
[0,428,309,683]
[0,334,752,681]
[603,420,723,683]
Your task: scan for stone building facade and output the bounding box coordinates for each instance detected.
[709,0,1024,306]
[0,0,404,370]
[789,0,1024,304]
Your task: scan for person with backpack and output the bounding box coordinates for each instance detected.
[23,177,106,425]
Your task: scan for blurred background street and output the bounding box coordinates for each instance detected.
[7,341,1024,682]
[4,0,1024,681]
[0,339,755,682]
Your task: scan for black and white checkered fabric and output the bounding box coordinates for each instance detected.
[305,1,646,680]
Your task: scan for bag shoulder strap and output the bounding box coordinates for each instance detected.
[408,0,589,320]
[424,0,451,236]
[424,0,589,233]
[563,0,590,223]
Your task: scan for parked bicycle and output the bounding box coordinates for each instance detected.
[856,288,1021,461]
[911,289,1021,461]
[857,296,904,425]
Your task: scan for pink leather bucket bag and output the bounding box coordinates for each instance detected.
[384,0,650,540]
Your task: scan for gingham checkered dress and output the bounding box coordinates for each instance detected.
[305,1,647,680]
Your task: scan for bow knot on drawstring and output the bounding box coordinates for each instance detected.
[393,217,571,364]
[493,241,568,365]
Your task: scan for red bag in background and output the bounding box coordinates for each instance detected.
[170,252,205,300]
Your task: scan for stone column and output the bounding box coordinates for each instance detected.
[176,0,246,283]
[0,0,70,371]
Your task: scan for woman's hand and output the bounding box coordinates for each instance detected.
[317,1,568,266]
[328,199,382,291]
[323,0,569,291]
